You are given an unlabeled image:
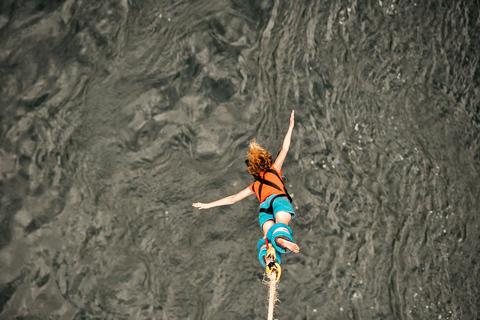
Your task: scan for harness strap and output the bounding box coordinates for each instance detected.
[266,169,292,202]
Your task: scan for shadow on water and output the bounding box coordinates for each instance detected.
[0,0,479,319]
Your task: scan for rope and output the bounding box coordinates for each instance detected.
[264,241,281,319]
[267,271,278,320]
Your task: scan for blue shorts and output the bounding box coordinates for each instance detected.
[258,195,295,228]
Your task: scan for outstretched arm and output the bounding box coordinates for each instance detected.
[273,110,295,172]
[192,187,254,210]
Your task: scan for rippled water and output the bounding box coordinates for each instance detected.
[1,0,479,319]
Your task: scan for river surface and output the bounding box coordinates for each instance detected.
[1,1,479,319]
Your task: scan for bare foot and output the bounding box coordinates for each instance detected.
[276,238,300,253]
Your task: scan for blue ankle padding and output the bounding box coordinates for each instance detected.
[257,238,267,251]
[266,223,294,254]
[257,238,281,267]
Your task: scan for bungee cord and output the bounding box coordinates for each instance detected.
[264,242,281,320]
[266,271,279,320]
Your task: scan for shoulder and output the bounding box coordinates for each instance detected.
[269,165,282,176]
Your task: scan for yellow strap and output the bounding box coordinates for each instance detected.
[266,247,276,262]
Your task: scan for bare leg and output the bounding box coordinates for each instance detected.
[274,211,300,253]
[262,220,275,237]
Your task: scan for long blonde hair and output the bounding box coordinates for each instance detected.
[246,141,272,177]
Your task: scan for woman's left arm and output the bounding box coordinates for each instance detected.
[273,110,295,172]
[192,187,254,210]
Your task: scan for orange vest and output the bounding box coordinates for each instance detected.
[249,167,291,203]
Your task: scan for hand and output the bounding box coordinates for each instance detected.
[289,110,295,128]
[192,202,210,210]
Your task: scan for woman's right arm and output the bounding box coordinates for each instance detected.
[192,187,254,210]
[273,110,295,172]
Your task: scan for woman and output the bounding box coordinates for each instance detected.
[192,110,299,269]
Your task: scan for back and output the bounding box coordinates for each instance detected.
[249,166,286,203]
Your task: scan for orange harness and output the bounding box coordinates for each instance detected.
[251,169,292,214]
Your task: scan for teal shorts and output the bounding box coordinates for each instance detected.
[258,195,295,228]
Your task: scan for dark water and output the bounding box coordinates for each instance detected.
[1,0,479,319]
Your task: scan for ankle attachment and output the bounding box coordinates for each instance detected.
[266,223,294,254]
[257,238,281,267]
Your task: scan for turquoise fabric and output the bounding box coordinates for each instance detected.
[258,195,295,228]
